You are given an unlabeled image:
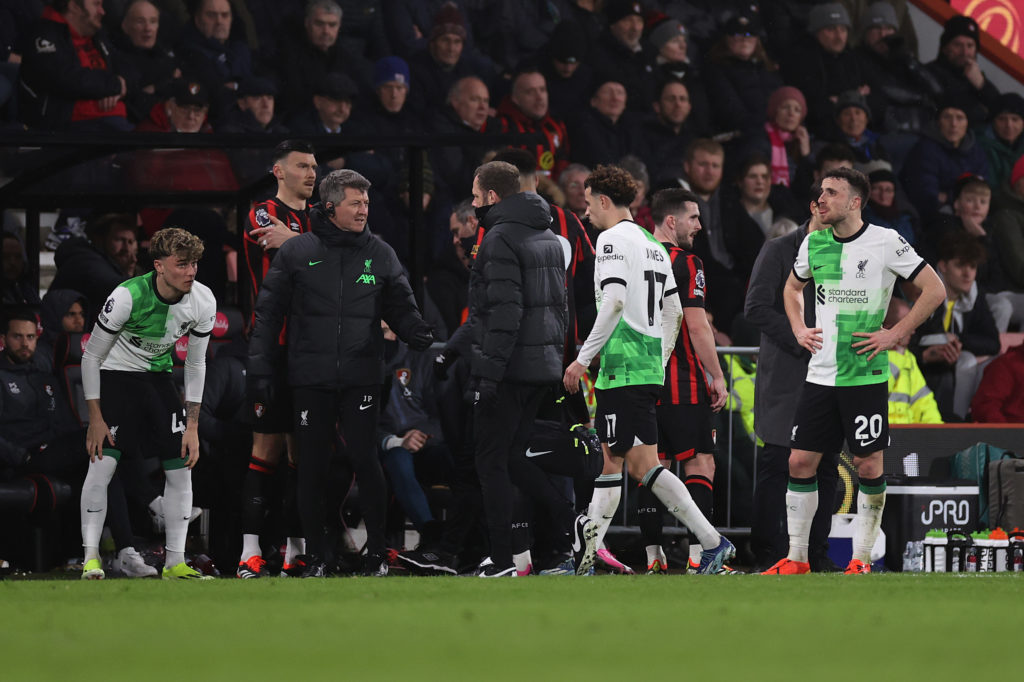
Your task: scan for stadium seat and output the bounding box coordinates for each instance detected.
[53,332,89,426]
[208,306,244,358]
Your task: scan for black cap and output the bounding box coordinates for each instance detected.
[237,76,278,98]
[605,0,644,25]
[550,21,587,64]
[991,92,1024,120]
[169,80,209,107]
[315,73,358,101]
[940,14,980,50]
[722,11,761,37]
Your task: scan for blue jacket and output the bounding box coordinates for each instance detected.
[901,127,990,218]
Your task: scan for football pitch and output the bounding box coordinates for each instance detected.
[3,574,1021,681]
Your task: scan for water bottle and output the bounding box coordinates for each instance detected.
[923,529,946,573]
[971,531,992,572]
[1014,547,1023,573]
[989,528,1009,573]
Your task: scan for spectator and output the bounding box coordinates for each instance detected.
[0,0,42,120]
[111,0,181,124]
[925,14,1001,127]
[854,1,941,139]
[488,0,565,73]
[35,288,86,371]
[382,0,480,62]
[217,76,288,133]
[862,167,918,246]
[426,199,474,338]
[734,155,803,238]
[175,0,252,122]
[538,20,593,123]
[335,0,390,62]
[568,77,648,170]
[830,90,888,164]
[978,93,1024,191]
[703,10,783,140]
[794,142,856,205]
[749,86,811,191]
[17,0,132,131]
[989,157,1024,331]
[49,213,137,323]
[0,307,153,577]
[885,298,942,424]
[589,0,655,113]
[558,162,590,218]
[970,341,1024,423]
[913,231,1000,420]
[781,2,868,137]
[642,79,695,186]
[286,72,357,135]
[901,95,990,219]
[277,0,374,120]
[644,14,710,135]
[1,231,40,308]
[495,68,570,180]
[620,154,653,230]
[135,78,211,132]
[428,76,496,204]
[407,3,492,116]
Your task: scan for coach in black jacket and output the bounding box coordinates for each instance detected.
[468,161,567,577]
[249,169,433,576]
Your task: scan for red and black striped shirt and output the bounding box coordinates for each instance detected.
[660,244,710,406]
[243,197,310,338]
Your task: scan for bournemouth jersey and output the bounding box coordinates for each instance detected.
[243,197,310,328]
[593,221,677,390]
[793,222,925,387]
[660,243,709,405]
[95,272,217,373]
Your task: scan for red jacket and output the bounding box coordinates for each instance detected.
[971,343,1024,423]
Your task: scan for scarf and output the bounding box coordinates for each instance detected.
[765,122,791,186]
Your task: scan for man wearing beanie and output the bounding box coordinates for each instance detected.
[781,2,869,137]
[540,20,595,122]
[278,0,373,120]
[979,93,1024,189]
[590,0,657,113]
[926,14,1001,125]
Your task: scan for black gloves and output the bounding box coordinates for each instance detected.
[474,377,498,411]
[409,326,434,352]
[433,348,459,381]
[246,375,275,416]
[571,424,602,457]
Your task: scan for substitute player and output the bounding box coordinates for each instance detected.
[80,228,217,580]
[237,139,317,579]
[563,165,735,575]
[763,168,944,575]
[640,188,729,574]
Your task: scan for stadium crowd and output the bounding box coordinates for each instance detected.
[2,0,1024,578]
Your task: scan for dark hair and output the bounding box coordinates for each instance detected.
[815,143,857,171]
[510,67,545,91]
[491,147,537,175]
[654,77,688,102]
[85,213,137,243]
[584,164,638,207]
[474,161,520,200]
[736,154,771,183]
[273,139,316,164]
[822,167,870,204]
[650,188,701,225]
[2,306,37,334]
[938,230,986,265]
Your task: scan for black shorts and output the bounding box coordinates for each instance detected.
[248,360,293,434]
[656,402,717,460]
[100,370,185,465]
[595,385,660,454]
[790,382,890,456]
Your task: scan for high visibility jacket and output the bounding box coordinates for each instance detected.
[887,349,943,424]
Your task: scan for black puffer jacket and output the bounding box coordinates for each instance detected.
[249,208,431,389]
[468,192,566,385]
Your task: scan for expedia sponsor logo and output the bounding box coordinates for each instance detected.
[896,244,911,257]
[597,254,624,263]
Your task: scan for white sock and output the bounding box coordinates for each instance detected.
[240,534,261,562]
[588,474,622,549]
[853,486,886,563]
[646,466,720,549]
[688,543,702,565]
[163,468,192,567]
[285,537,306,564]
[81,456,118,561]
[786,483,817,564]
[645,545,664,566]
[513,550,532,575]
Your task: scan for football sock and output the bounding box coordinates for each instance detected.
[685,474,714,563]
[637,484,664,547]
[163,467,192,567]
[285,537,306,565]
[853,476,886,563]
[645,545,664,567]
[284,460,303,540]
[513,550,532,575]
[81,452,118,560]
[241,455,276,536]
[786,476,818,564]
[240,534,261,562]
[588,474,622,549]
[644,466,720,549]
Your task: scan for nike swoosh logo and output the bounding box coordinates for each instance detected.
[571,533,583,552]
[525,448,552,457]
[86,509,102,513]
[858,438,877,447]
[308,260,323,266]
[359,403,372,411]
[813,265,823,270]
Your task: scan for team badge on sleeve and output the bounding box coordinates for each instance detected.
[255,207,271,227]
[254,403,265,419]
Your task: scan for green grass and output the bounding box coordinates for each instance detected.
[2,574,1022,681]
